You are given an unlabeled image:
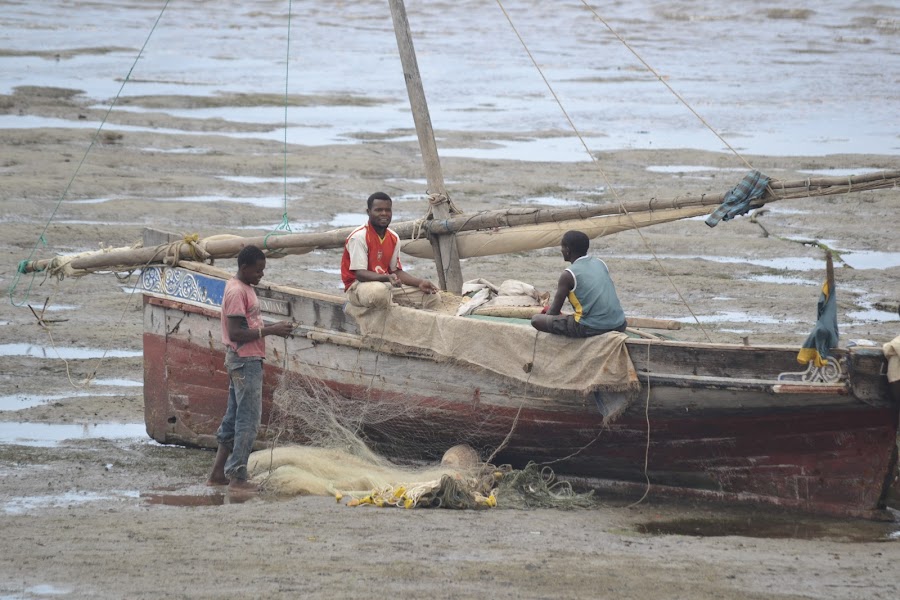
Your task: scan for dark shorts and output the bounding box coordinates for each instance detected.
[547,314,627,338]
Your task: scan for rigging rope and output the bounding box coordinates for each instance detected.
[494,0,713,343]
[578,0,754,171]
[280,0,295,234]
[251,0,298,254]
[8,0,174,308]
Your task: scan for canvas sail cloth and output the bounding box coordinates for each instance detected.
[344,301,640,411]
[797,254,839,368]
[400,206,712,259]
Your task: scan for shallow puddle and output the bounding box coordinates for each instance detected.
[798,168,888,177]
[0,422,147,447]
[614,251,900,273]
[216,175,311,184]
[646,165,747,174]
[59,191,303,210]
[0,584,73,597]
[155,194,287,209]
[846,307,899,323]
[0,391,122,412]
[840,250,900,270]
[3,490,140,515]
[30,304,78,312]
[516,196,588,207]
[390,193,432,202]
[140,146,211,155]
[441,136,597,163]
[92,378,142,387]
[636,514,899,543]
[0,344,141,360]
[329,212,367,227]
[62,197,114,204]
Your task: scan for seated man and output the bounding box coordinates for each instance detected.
[341,191,440,310]
[531,230,627,337]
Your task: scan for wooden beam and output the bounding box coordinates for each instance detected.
[19,170,899,275]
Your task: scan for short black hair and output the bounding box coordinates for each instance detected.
[367,191,392,210]
[561,230,590,256]
[237,244,266,268]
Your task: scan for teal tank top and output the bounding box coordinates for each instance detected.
[566,256,626,331]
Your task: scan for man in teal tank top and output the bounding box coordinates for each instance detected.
[531,230,627,337]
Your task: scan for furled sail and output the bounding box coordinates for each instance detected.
[400,205,711,259]
[18,170,900,278]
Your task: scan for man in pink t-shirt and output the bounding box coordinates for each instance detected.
[207,245,293,491]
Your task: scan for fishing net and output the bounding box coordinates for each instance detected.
[249,361,596,510]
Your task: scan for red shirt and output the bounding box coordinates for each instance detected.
[340,223,402,291]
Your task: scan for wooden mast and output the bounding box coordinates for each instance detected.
[388,0,463,294]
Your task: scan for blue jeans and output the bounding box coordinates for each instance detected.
[215,349,264,481]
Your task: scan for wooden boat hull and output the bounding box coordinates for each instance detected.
[142,266,899,519]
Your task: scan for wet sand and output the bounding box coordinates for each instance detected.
[2,66,900,600]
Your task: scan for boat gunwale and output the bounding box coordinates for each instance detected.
[148,264,883,359]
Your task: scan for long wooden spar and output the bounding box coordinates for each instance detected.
[18,170,900,276]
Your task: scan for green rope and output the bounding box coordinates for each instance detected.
[257,0,296,258]
[7,0,173,308]
[263,0,297,259]
[263,227,292,257]
[281,0,295,229]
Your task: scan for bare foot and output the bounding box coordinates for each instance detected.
[227,478,258,493]
[206,476,229,487]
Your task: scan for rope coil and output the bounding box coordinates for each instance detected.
[163,234,211,267]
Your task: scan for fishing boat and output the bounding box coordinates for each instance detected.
[13,1,900,518]
[129,255,899,519]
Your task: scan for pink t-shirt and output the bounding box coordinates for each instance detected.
[221,277,265,358]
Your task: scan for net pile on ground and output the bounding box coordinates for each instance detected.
[248,365,595,509]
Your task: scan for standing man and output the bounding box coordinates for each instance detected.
[341,191,440,309]
[207,245,294,491]
[531,230,627,337]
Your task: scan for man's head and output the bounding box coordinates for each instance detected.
[561,230,590,262]
[366,191,393,232]
[236,245,266,286]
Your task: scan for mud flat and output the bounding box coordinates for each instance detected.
[2,68,900,600]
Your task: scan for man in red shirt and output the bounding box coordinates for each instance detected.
[340,191,440,309]
[207,245,293,491]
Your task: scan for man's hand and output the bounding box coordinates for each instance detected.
[418,279,438,294]
[388,273,402,287]
[269,320,295,338]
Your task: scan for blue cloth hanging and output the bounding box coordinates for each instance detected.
[706,170,770,227]
[797,278,839,368]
